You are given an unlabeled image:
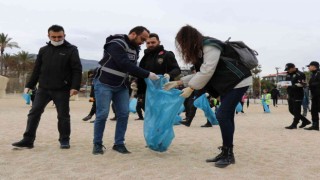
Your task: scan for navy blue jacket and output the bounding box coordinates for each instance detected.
[96,34,150,87]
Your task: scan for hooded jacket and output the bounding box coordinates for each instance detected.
[26,40,82,90]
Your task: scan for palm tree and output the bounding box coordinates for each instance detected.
[2,53,12,76]
[0,33,20,75]
[15,51,34,88]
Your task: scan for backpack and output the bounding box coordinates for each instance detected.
[204,37,259,70]
[223,37,259,70]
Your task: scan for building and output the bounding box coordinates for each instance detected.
[262,72,287,84]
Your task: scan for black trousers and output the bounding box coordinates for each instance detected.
[136,96,145,119]
[272,97,278,106]
[311,96,320,124]
[88,101,96,116]
[288,98,309,125]
[185,95,197,123]
[23,88,71,142]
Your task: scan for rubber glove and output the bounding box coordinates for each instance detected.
[24,88,30,94]
[163,81,179,90]
[148,72,159,80]
[164,73,170,80]
[180,87,194,98]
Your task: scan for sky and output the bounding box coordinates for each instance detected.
[1,0,320,76]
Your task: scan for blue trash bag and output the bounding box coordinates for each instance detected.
[262,100,271,113]
[129,98,137,113]
[235,102,243,113]
[22,93,31,105]
[174,104,185,125]
[144,76,184,152]
[193,94,219,125]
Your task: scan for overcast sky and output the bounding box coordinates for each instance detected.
[1,0,319,76]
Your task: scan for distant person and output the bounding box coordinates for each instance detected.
[92,26,159,155]
[283,63,311,129]
[136,33,181,120]
[163,25,252,168]
[83,69,97,122]
[261,89,271,112]
[270,87,280,107]
[304,61,320,131]
[12,25,82,149]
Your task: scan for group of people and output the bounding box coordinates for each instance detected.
[15,24,292,169]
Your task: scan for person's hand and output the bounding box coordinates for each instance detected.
[148,72,159,80]
[24,88,30,94]
[164,73,170,80]
[70,89,78,96]
[180,87,194,98]
[295,83,303,87]
[163,81,179,90]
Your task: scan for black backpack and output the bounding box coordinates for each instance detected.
[223,37,259,70]
[204,37,259,70]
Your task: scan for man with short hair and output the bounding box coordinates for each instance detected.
[304,61,320,131]
[136,33,181,119]
[12,25,82,149]
[92,26,159,155]
[284,63,311,129]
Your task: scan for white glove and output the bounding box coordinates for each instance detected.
[295,83,303,87]
[163,81,179,90]
[164,73,170,80]
[24,88,30,94]
[180,87,194,98]
[148,72,159,80]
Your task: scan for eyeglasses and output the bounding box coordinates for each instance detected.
[50,36,64,39]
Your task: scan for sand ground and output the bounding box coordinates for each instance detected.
[0,95,320,180]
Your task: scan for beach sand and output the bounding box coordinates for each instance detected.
[1,95,320,180]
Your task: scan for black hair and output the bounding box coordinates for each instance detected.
[48,25,64,33]
[149,33,159,41]
[129,26,150,35]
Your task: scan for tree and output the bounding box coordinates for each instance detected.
[251,65,262,98]
[0,33,20,75]
[14,51,35,88]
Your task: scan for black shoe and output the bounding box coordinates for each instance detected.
[201,123,212,128]
[180,121,190,127]
[285,125,297,129]
[90,120,95,123]
[109,117,117,121]
[214,146,235,168]
[206,146,224,162]
[299,121,311,128]
[304,126,320,131]
[12,139,34,148]
[112,144,131,154]
[82,115,93,121]
[92,144,106,155]
[60,141,70,149]
[135,118,144,120]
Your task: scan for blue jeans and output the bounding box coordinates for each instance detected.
[93,79,129,145]
[216,86,248,147]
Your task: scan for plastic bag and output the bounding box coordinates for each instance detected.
[262,100,270,113]
[129,98,137,113]
[174,104,185,125]
[144,76,184,152]
[235,102,243,113]
[22,93,31,105]
[193,94,219,125]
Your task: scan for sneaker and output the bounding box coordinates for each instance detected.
[134,118,144,120]
[92,144,106,155]
[112,144,131,154]
[12,139,34,148]
[109,117,117,121]
[90,120,95,123]
[201,123,212,128]
[82,115,93,121]
[60,141,70,149]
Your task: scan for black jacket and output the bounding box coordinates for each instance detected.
[26,40,82,90]
[96,34,150,87]
[270,88,280,99]
[309,70,320,97]
[285,69,306,100]
[137,45,181,95]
